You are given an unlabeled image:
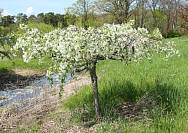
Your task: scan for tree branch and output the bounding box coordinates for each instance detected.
[75,65,88,72]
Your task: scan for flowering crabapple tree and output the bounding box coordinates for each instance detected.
[13,21,178,116]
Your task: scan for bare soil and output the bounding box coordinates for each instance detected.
[0,69,45,90]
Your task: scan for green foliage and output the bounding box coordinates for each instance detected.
[64,14,77,26]
[27,22,54,33]
[0,26,17,59]
[0,25,18,35]
[165,31,185,38]
[16,13,27,23]
[14,124,42,133]
[1,15,15,27]
[63,37,188,132]
[152,10,166,24]
[0,57,50,72]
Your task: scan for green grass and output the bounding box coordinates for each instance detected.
[63,37,188,132]
[13,124,42,133]
[0,57,51,72]
[27,22,55,33]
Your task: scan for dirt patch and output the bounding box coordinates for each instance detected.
[115,92,160,122]
[116,102,150,121]
[0,69,45,90]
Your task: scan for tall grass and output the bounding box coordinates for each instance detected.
[27,22,55,33]
[63,37,188,132]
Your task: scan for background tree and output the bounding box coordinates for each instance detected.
[28,15,37,22]
[134,0,148,28]
[37,13,45,23]
[0,9,3,23]
[179,4,188,31]
[64,14,77,26]
[16,13,27,23]
[95,0,135,24]
[43,12,57,27]
[1,15,15,27]
[66,0,95,29]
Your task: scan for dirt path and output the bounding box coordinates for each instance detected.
[0,74,91,133]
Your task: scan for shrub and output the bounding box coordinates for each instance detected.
[162,30,184,38]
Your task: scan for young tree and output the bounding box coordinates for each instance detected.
[147,0,161,28]
[66,0,95,29]
[134,0,148,28]
[178,3,188,31]
[95,0,135,24]
[13,21,178,116]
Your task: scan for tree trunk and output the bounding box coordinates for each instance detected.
[83,0,88,29]
[89,61,100,116]
[166,12,171,38]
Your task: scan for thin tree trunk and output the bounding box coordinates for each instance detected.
[83,0,88,29]
[166,12,171,38]
[89,61,100,116]
[140,8,144,28]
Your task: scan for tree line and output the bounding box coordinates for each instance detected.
[0,0,188,36]
[0,12,72,28]
[67,0,188,37]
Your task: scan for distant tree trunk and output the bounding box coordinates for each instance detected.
[166,11,171,37]
[140,0,146,28]
[140,7,144,28]
[89,61,100,116]
[83,0,88,29]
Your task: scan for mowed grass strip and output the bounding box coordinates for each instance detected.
[0,57,51,72]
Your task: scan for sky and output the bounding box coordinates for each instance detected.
[0,0,77,16]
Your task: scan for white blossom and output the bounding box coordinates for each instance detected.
[13,21,179,83]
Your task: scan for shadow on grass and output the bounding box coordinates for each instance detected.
[0,68,45,91]
[63,79,185,124]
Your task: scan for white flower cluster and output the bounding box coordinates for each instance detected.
[13,21,178,82]
[13,26,45,63]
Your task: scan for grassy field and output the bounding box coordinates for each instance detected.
[63,37,188,132]
[0,57,50,72]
